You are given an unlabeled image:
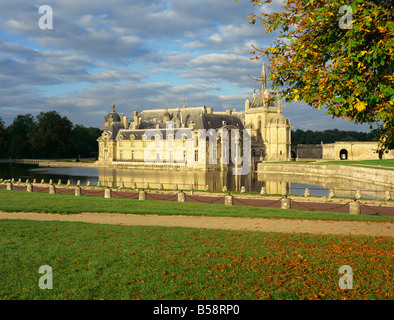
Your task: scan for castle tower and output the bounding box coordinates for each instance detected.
[104,103,121,130]
[244,61,291,161]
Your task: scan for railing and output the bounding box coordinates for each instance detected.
[1,180,393,216]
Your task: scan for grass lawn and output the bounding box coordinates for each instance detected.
[269,159,394,170]
[316,159,394,170]
[0,219,392,300]
[0,189,393,222]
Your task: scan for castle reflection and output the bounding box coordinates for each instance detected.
[98,167,289,194]
[98,167,392,199]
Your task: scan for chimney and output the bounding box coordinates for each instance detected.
[123,116,129,128]
[207,108,213,114]
[226,110,231,115]
[133,111,139,128]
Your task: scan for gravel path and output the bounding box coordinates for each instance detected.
[0,211,393,238]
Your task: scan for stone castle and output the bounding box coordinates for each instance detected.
[97,62,292,170]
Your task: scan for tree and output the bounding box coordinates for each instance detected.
[30,111,74,158]
[244,0,393,151]
[71,125,101,159]
[0,117,8,158]
[291,128,377,145]
[7,114,36,158]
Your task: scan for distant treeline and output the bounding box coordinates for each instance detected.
[0,111,101,159]
[0,112,378,159]
[291,129,377,145]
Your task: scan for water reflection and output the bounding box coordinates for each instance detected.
[1,163,392,199]
[98,167,269,193]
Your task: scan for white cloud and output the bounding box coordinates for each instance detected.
[0,0,372,133]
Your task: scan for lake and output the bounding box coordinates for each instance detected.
[0,163,392,199]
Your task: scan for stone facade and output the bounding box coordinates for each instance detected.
[322,141,394,160]
[97,63,291,170]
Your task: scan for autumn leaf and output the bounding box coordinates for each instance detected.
[354,100,367,112]
[242,0,394,151]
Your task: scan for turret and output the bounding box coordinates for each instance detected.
[104,103,121,130]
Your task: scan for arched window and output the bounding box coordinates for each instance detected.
[340,149,348,160]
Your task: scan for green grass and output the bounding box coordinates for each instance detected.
[0,189,393,222]
[0,219,392,300]
[316,159,394,170]
[269,159,394,170]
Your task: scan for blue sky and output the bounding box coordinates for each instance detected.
[0,0,371,132]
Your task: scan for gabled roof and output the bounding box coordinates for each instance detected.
[138,106,206,127]
[194,114,244,130]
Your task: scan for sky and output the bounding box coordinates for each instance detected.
[0,0,371,132]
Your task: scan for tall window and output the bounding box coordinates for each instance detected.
[142,135,147,147]
[168,134,174,148]
[195,150,198,162]
[155,135,161,148]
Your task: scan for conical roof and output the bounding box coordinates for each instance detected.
[250,61,274,108]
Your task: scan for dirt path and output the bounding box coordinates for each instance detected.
[0,211,393,238]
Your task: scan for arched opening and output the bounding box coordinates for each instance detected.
[339,149,348,160]
[291,150,296,159]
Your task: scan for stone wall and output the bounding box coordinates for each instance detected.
[38,161,97,168]
[291,141,394,161]
[322,141,394,160]
[292,145,322,159]
[257,163,394,189]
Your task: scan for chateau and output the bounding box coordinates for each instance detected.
[97,62,292,171]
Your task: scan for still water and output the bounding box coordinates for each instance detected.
[0,163,392,199]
